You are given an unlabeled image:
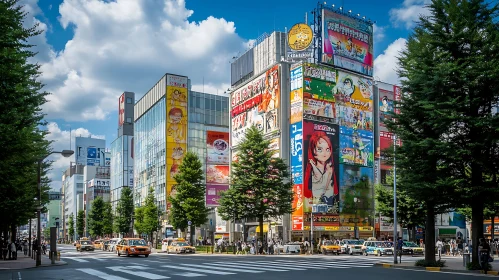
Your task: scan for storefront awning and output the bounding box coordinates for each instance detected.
[255,224,269,233]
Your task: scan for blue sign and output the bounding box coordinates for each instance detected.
[87,147,97,159]
[290,122,303,184]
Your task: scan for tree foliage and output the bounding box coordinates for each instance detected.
[114,186,134,237]
[68,213,75,241]
[88,196,106,237]
[134,207,145,236]
[76,210,85,238]
[169,152,208,242]
[392,0,499,263]
[0,0,51,235]
[218,126,293,245]
[134,187,160,241]
[103,201,114,236]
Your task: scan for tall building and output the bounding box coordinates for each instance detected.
[133,74,229,240]
[110,92,135,211]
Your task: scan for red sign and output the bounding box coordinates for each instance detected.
[292,216,303,231]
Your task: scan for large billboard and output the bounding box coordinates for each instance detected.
[303,63,337,101]
[339,126,374,167]
[321,9,374,76]
[337,105,373,131]
[206,165,229,184]
[379,89,394,127]
[231,65,280,147]
[166,75,188,201]
[338,165,373,217]
[118,93,125,127]
[206,184,229,207]
[302,120,340,214]
[207,131,229,164]
[335,71,373,111]
[303,93,337,124]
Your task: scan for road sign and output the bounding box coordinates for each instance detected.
[188,221,192,226]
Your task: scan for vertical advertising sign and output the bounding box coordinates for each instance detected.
[231,65,280,147]
[321,9,374,76]
[165,75,188,204]
[118,93,125,127]
[393,85,401,114]
[292,184,304,231]
[205,184,229,207]
[339,126,374,167]
[206,165,230,184]
[338,165,374,220]
[379,89,394,127]
[290,64,303,124]
[302,120,340,214]
[290,122,303,184]
[207,131,230,164]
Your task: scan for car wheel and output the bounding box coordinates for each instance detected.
[376,251,381,257]
[117,250,121,256]
[126,250,130,257]
[144,254,149,258]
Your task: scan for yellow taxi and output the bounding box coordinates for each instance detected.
[116,238,151,258]
[321,240,341,255]
[166,238,196,254]
[76,238,95,252]
[93,240,103,250]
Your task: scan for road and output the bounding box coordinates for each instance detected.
[0,244,492,280]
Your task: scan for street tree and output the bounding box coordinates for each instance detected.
[218,126,293,248]
[103,202,114,237]
[0,0,51,239]
[76,210,85,238]
[114,186,134,237]
[88,196,106,238]
[169,152,209,244]
[134,207,145,237]
[393,0,499,264]
[43,227,50,239]
[135,187,160,242]
[68,213,75,242]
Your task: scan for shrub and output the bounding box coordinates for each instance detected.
[466,261,492,271]
[415,259,446,267]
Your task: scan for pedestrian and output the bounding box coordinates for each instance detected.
[436,239,443,259]
[236,240,242,255]
[10,242,17,260]
[22,240,28,256]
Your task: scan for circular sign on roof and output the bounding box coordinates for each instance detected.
[288,23,314,51]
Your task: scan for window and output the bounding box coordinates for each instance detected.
[126,117,132,123]
[126,97,132,104]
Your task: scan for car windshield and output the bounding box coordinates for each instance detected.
[324,241,334,246]
[347,240,362,245]
[129,240,146,246]
[404,242,418,247]
[81,241,90,245]
[177,242,188,246]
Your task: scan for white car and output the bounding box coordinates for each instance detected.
[341,239,364,255]
[107,238,121,252]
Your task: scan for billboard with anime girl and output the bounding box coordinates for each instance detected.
[339,126,374,167]
[302,120,340,214]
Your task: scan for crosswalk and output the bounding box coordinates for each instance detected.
[75,259,379,279]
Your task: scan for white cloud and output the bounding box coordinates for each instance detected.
[25,0,248,121]
[373,38,407,85]
[45,122,105,191]
[390,0,431,29]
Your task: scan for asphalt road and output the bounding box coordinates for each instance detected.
[0,245,492,280]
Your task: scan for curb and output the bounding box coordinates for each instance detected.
[0,261,67,270]
[375,262,499,275]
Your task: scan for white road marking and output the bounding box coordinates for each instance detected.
[171,272,206,277]
[107,266,169,279]
[239,260,327,269]
[206,262,291,271]
[18,272,21,280]
[64,257,89,262]
[161,265,235,275]
[178,263,264,273]
[77,268,129,280]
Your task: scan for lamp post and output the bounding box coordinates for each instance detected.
[353,197,360,239]
[393,134,398,264]
[55,217,60,241]
[36,150,74,267]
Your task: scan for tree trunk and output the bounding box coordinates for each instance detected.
[425,202,436,262]
[471,198,484,263]
[10,224,17,242]
[258,215,264,255]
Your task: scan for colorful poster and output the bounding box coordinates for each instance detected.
[379,89,394,127]
[339,126,374,167]
[334,71,373,112]
[291,64,303,91]
[303,96,337,123]
[321,9,374,76]
[379,131,394,169]
[336,105,373,131]
[206,165,230,184]
[304,213,340,226]
[291,88,303,104]
[231,65,280,146]
[302,120,340,214]
[290,122,303,184]
[118,93,125,126]
[292,184,304,231]
[303,64,337,101]
[207,131,230,164]
[206,184,229,207]
[290,98,303,124]
[166,143,187,180]
[394,85,401,114]
[338,165,374,221]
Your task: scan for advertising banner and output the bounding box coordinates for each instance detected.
[302,120,340,213]
[290,122,303,184]
[291,64,303,91]
[394,85,401,114]
[321,9,374,76]
[118,93,125,127]
[207,131,230,164]
[379,89,394,127]
[339,126,374,167]
[290,93,303,123]
[206,184,229,207]
[303,64,337,101]
[304,213,340,226]
[287,23,314,60]
[334,71,373,111]
[338,165,373,220]
[292,184,304,231]
[380,216,395,232]
[231,65,280,147]
[206,165,230,184]
[303,95,337,124]
[337,105,373,131]
[269,138,280,158]
[166,75,188,201]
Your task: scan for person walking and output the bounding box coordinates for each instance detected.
[436,239,443,260]
[22,240,28,256]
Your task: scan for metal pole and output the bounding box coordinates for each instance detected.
[310,211,313,254]
[37,160,42,266]
[393,134,398,264]
[28,218,32,256]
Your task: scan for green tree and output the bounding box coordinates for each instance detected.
[43,227,50,239]
[88,197,106,238]
[134,207,145,236]
[218,126,293,249]
[114,187,134,237]
[76,210,85,238]
[393,0,499,263]
[103,202,114,237]
[169,152,209,244]
[134,188,160,242]
[68,213,75,242]
[0,0,51,240]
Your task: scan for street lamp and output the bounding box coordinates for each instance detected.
[36,150,73,267]
[354,197,360,239]
[393,134,398,264]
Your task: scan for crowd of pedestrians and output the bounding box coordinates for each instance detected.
[214,238,284,255]
[0,237,49,261]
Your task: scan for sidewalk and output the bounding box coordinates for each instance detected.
[376,255,497,275]
[0,253,67,270]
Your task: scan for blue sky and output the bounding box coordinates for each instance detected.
[21,0,429,188]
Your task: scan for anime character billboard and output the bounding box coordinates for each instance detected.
[337,105,373,131]
[334,71,373,112]
[303,94,337,124]
[303,120,340,213]
[303,63,337,101]
[321,9,374,76]
[379,89,394,127]
[339,126,374,167]
[231,65,280,147]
